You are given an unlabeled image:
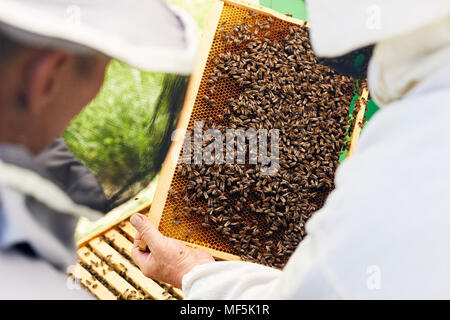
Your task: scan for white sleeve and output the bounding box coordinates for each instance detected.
[182,261,282,300]
[182,236,343,300]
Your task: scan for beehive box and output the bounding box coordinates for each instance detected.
[70,203,184,300]
[141,0,369,263]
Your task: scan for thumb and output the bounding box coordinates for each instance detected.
[130,214,164,252]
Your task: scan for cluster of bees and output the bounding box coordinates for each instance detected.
[169,13,357,268]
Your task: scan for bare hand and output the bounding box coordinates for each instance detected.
[130,213,215,289]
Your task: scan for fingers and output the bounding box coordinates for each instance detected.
[134,231,142,242]
[132,231,147,265]
[131,243,151,268]
[130,215,215,287]
[130,214,165,253]
[133,231,148,252]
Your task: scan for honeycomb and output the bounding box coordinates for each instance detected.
[155,0,356,261]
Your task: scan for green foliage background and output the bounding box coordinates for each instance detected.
[64,0,212,200]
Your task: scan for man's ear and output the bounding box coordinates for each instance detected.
[22,50,71,114]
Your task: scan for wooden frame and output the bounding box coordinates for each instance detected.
[73,185,184,300]
[347,88,369,157]
[140,0,370,260]
[73,209,184,300]
[76,202,151,248]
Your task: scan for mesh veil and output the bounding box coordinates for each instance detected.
[64,62,189,211]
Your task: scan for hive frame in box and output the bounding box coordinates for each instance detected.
[73,201,185,300]
[141,0,369,261]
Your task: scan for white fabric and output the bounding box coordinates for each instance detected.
[0,249,93,300]
[0,147,101,298]
[0,0,198,74]
[182,52,450,300]
[368,17,450,107]
[305,0,450,57]
[0,185,77,267]
[0,184,92,299]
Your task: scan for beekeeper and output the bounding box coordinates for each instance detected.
[131,0,450,299]
[0,0,197,299]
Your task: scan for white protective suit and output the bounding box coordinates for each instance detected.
[182,2,450,299]
[0,147,101,299]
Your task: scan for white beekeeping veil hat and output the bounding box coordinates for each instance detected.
[306,0,450,106]
[0,0,198,74]
[306,0,450,57]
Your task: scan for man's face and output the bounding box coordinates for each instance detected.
[0,49,110,154]
[34,53,111,152]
